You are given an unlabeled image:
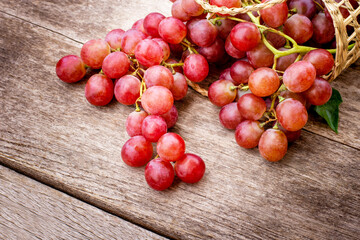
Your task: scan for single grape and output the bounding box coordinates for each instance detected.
[235,120,264,148]
[170,72,188,100]
[219,102,243,129]
[303,77,332,106]
[172,0,192,22]
[85,74,114,106]
[248,68,280,97]
[169,43,184,58]
[210,0,241,8]
[121,136,153,167]
[260,0,288,28]
[160,105,179,128]
[175,153,206,183]
[132,19,149,37]
[181,0,204,16]
[246,42,274,69]
[141,86,174,115]
[102,52,130,79]
[114,75,141,105]
[141,115,168,142]
[230,60,254,85]
[279,90,307,106]
[80,39,110,69]
[144,65,174,89]
[276,98,308,131]
[258,129,288,162]
[219,68,234,83]
[153,38,171,61]
[312,12,335,44]
[188,19,218,47]
[157,133,186,162]
[275,48,299,72]
[216,19,238,40]
[283,14,313,44]
[143,12,165,38]
[158,17,187,44]
[56,55,86,83]
[126,110,148,137]
[145,158,174,191]
[288,0,317,19]
[278,124,302,143]
[230,22,261,51]
[135,39,163,68]
[303,49,334,76]
[183,54,209,82]
[237,93,266,121]
[225,35,246,59]
[208,80,236,107]
[197,37,225,63]
[120,29,147,55]
[264,30,286,49]
[105,29,125,50]
[283,61,316,92]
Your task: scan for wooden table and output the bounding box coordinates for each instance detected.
[1,1,359,239]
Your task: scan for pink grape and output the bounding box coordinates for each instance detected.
[225,35,246,59]
[312,13,335,44]
[303,77,332,106]
[208,80,236,107]
[80,39,110,69]
[131,19,148,36]
[102,52,130,79]
[283,61,316,93]
[276,48,299,72]
[258,129,288,162]
[105,29,125,50]
[237,93,266,120]
[172,0,192,21]
[144,65,174,89]
[84,74,113,106]
[153,38,171,61]
[248,68,280,97]
[158,17,187,45]
[188,19,218,47]
[288,0,317,19]
[276,98,308,131]
[219,68,234,83]
[145,158,174,191]
[283,14,313,44]
[260,0,288,28]
[157,133,186,162]
[126,110,148,137]
[135,39,163,68]
[219,102,243,129]
[303,49,334,76]
[230,22,261,51]
[216,19,238,40]
[141,115,168,142]
[175,153,206,184]
[121,136,153,167]
[247,42,274,69]
[197,37,225,63]
[120,29,147,55]
[141,86,174,115]
[230,60,254,85]
[56,55,86,83]
[183,54,209,82]
[160,105,179,128]
[278,124,302,143]
[235,120,264,148]
[114,75,141,105]
[210,0,241,8]
[170,72,188,100]
[181,0,204,16]
[143,12,165,38]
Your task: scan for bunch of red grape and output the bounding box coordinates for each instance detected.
[55,0,358,189]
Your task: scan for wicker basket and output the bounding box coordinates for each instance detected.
[194,0,360,82]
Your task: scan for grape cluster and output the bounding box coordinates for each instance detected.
[55,0,357,189]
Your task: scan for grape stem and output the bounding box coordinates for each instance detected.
[181,39,199,55]
[230,84,249,91]
[162,61,184,74]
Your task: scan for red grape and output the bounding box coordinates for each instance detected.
[158,17,187,44]
[121,136,153,167]
[237,93,266,120]
[85,74,114,106]
[264,30,286,49]
[288,0,317,19]
[181,0,204,16]
[126,110,148,137]
[121,29,147,55]
[219,68,234,83]
[188,19,218,47]
[210,0,241,8]
[283,61,316,92]
[303,49,334,76]
[246,42,274,69]
[303,77,332,106]
[142,115,168,142]
[248,68,280,97]
[279,90,307,106]
[166,58,183,73]
[258,129,288,162]
[80,39,110,69]
[114,75,141,105]
[172,0,192,21]
[56,55,86,83]
[144,65,174,89]
[230,60,254,85]
[312,13,335,44]
[278,124,302,143]
[283,14,313,44]
[105,29,125,50]
[175,153,206,183]
[141,86,174,115]
[157,133,186,162]
[170,72,188,100]
[145,158,174,191]
[153,38,171,61]
[183,54,209,82]
[216,19,238,40]
[197,37,225,63]
[219,102,243,129]
[143,12,165,38]
[225,35,246,59]
[132,19,149,37]
[276,98,308,131]
[135,39,163,68]
[276,48,298,72]
[230,22,261,51]
[102,52,130,79]
[208,80,236,107]
[260,0,288,28]
[160,105,179,128]
[235,120,264,148]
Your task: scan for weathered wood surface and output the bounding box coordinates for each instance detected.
[0,165,167,240]
[0,0,359,239]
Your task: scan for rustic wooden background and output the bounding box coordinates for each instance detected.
[0,0,359,239]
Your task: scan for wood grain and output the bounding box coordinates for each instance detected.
[0,165,166,240]
[1,0,359,150]
[1,9,360,239]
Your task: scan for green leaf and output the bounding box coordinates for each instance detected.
[314,88,342,133]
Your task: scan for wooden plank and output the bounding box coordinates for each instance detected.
[0,0,359,149]
[1,11,360,239]
[0,165,167,240]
